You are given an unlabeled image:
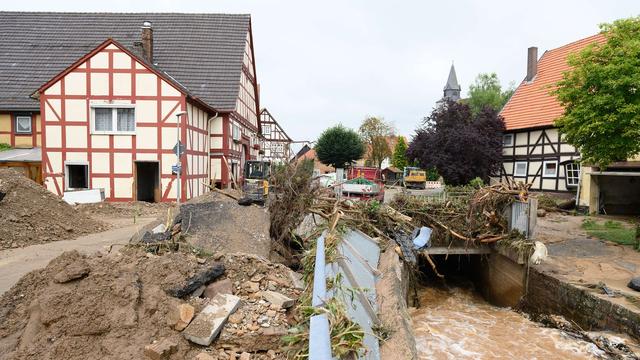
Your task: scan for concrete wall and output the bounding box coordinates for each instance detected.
[474,253,525,308]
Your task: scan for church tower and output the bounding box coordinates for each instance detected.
[443,64,461,101]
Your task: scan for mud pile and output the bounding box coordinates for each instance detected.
[0,169,106,250]
[0,248,301,359]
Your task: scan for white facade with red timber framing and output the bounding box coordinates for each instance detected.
[209,30,261,187]
[38,39,209,202]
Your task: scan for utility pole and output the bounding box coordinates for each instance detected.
[175,111,187,205]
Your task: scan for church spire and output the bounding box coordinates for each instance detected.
[443,63,461,101]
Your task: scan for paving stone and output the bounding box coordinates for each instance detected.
[183,293,241,346]
[262,291,294,309]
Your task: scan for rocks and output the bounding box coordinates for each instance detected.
[262,291,294,309]
[183,293,241,346]
[204,278,233,298]
[195,353,215,360]
[143,338,178,360]
[243,281,260,293]
[628,277,640,292]
[288,270,305,290]
[537,209,547,217]
[53,256,90,283]
[239,352,251,360]
[167,303,195,331]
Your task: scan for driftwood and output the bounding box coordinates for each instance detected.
[167,263,225,298]
[201,181,240,201]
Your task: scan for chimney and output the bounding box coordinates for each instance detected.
[526,46,538,81]
[141,21,153,63]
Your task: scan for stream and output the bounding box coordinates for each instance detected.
[410,285,611,359]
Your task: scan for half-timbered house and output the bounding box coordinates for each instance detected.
[498,34,606,193]
[0,12,261,202]
[259,108,292,164]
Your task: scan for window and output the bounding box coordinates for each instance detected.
[232,124,241,141]
[15,115,32,134]
[65,163,89,190]
[91,105,135,134]
[263,125,271,135]
[503,134,513,146]
[565,162,581,187]
[543,161,558,178]
[514,161,527,177]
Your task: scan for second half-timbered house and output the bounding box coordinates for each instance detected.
[498,34,606,193]
[259,108,292,164]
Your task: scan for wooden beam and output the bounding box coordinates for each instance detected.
[421,247,491,255]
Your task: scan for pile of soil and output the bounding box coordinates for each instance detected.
[180,192,271,258]
[0,169,107,250]
[0,248,300,359]
[76,201,174,220]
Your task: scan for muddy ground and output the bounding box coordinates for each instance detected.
[0,169,107,250]
[0,248,299,360]
[535,212,640,313]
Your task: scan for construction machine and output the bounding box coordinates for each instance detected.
[238,160,271,205]
[403,167,427,189]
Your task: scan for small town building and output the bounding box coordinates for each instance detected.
[259,108,292,164]
[381,166,402,185]
[499,33,640,214]
[442,64,461,102]
[0,12,262,202]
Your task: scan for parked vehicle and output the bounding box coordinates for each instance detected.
[403,167,426,189]
[343,166,384,200]
[239,160,271,205]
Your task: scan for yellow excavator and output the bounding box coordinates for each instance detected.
[403,167,427,189]
[238,160,271,205]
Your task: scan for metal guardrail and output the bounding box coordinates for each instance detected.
[309,230,382,360]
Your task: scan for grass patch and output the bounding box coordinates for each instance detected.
[582,218,638,249]
[0,143,10,152]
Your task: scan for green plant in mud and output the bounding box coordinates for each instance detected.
[582,218,637,249]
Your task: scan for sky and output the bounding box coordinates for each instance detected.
[4,1,639,147]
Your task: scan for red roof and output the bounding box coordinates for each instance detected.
[500,33,606,130]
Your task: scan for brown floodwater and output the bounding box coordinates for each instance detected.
[410,285,611,360]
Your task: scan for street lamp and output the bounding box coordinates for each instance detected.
[175,111,187,205]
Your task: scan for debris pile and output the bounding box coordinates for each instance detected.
[0,168,107,250]
[76,201,174,219]
[0,247,300,359]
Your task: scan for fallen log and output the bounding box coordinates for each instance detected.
[167,263,225,298]
[201,181,240,201]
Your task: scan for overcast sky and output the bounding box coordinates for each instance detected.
[5,1,638,145]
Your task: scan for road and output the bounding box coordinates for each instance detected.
[0,217,156,295]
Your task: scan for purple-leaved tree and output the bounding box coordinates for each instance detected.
[407,101,505,186]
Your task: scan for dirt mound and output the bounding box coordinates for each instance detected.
[180,192,271,258]
[0,248,300,359]
[76,201,174,220]
[0,169,107,250]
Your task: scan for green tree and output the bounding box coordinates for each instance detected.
[467,73,514,115]
[555,17,640,168]
[358,116,394,168]
[315,125,365,169]
[391,136,409,169]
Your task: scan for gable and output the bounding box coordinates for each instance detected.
[500,33,606,131]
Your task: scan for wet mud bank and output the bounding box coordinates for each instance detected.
[523,267,640,340]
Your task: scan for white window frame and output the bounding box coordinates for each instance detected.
[64,161,89,191]
[543,160,558,178]
[90,104,136,135]
[15,115,32,134]
[232,124,241,141]
[263,124,271,135]
[503,134,513,147]
[565,162,580,186]
[513,161,528,177]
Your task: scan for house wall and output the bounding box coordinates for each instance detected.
[40,43,189,202]
[0,112,42,148]
[210,31,260,187]
[499,127,580,192]
[185,102,210,199]
[259,110,291,164]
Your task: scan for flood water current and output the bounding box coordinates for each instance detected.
[410,285,610,359]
